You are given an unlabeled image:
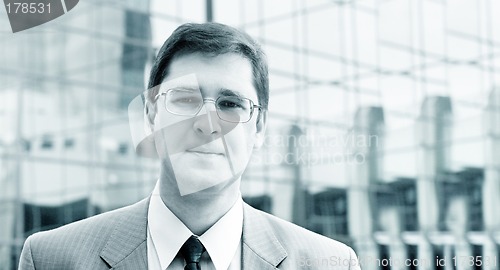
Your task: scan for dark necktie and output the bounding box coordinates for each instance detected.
[180,235,206,270]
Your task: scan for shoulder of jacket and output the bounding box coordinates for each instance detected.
[245,204,353,256]
[27,197,148,247]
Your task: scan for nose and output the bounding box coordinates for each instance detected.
[192,100,222,136]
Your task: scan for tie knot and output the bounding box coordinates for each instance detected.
[180,236,205,265]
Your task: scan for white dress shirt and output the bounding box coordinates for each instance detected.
[147,182,243,270]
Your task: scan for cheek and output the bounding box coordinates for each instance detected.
[154,111,181,130]
[153,112,195,157]
[223,124,257,156]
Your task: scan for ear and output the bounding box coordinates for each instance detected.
[253,110,267,149]
[144,99,157,135]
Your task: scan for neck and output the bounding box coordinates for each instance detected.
[158,169,241,235]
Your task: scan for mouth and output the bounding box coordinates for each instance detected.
[186,150,224,156]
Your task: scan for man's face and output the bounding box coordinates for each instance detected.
[151,52,266,196]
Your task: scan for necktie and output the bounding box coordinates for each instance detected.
[180,235,206,270]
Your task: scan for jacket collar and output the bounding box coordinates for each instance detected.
[100,198,150,269]
[99,197,288,269]
[242,203,288,269]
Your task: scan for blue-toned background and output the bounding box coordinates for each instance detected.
[1,0,499,269]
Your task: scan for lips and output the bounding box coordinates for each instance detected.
[154,111,238,157]
[186,149,224,156]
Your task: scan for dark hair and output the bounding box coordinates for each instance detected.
[147,22,269,110]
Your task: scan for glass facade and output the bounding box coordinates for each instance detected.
[1,0,500,269]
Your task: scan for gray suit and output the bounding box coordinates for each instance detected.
[19,198,360,269]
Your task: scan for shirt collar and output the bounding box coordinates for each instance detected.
[148,181,243,270]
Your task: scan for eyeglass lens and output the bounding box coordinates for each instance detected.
[165,89,253,123]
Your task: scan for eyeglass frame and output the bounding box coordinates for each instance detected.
[154,89,263,123]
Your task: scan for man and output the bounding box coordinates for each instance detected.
[19,23,360,270]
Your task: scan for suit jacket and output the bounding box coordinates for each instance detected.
[19,198,360,269]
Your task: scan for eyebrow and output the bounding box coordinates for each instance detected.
[168,86,249,99]
[218,88,244,98]
[170,86,199,92]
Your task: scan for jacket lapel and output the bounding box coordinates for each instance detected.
[100,198,150,269]
[242,203,287,269]
[97,198,288,269]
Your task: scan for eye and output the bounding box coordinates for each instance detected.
[217,97,247,110]
[168,90,202,105]
[220,100,241,108]
[173,97,199,104]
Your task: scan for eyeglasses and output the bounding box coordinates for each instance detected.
[154,88,262,123]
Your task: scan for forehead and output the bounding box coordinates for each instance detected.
[163,53,257,99]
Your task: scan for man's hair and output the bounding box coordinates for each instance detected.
[147,22,269,110]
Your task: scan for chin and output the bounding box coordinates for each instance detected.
[178,173,241,198]
[162,154,245,196]
[174,168,239,196]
